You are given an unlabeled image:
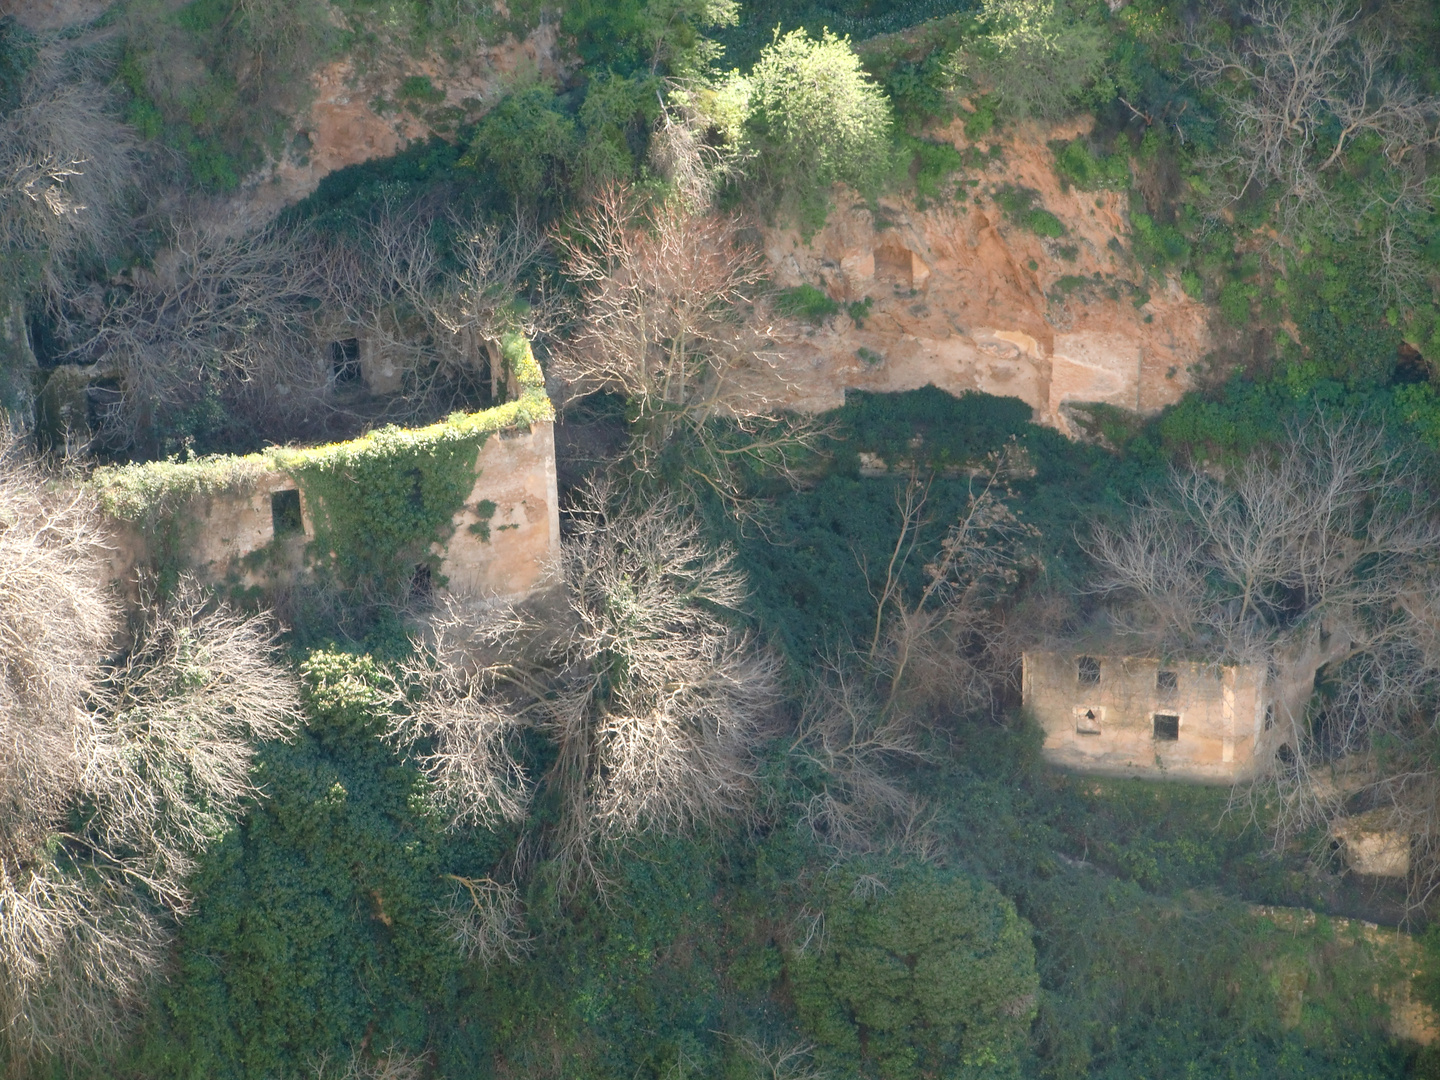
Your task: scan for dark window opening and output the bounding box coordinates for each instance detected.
[1156,669,1178,693]
[1277,743,1295,766]
[330,338,362,384]
[85,380,124,431]
[1153,713,1180,741]
[1264,702,1275,730]
[1077,656,1101,685]
[1075,707,1102,736]
[271,489,303,537]
[410,562,433,604]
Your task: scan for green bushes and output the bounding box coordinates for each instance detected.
[125,651,477,1080]
[788,871,1038,1080]
[462,83,577,209]
[993,185,1066,237]
[775,283,841,323]
[1052,138,1128,191]
[119,0,337,189]
[896,133,964,202]
[967,0,1106,121]
[736,28,893,232]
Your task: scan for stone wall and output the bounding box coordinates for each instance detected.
[103,421,560,603]
[1022,650,1286,783]
[97,333,559,606]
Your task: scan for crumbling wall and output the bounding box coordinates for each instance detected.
[1023,651,1282,783]
[96,335,559,605]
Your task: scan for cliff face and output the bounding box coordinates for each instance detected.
[763,118,1212,432]
[232,24,568,217]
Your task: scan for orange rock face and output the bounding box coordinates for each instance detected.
[764,118,1212,432]
[232,23,567,218]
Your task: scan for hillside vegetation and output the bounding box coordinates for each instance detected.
[5,1,1440,1078]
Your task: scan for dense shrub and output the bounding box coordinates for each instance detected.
[737,28,893,232]
[788,871,1038,1080]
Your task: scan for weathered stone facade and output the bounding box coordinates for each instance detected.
[1022,650,1288,784]
[102,421,560,603]
[97,335,560,606]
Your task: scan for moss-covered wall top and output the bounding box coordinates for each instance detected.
[92,333,553,596]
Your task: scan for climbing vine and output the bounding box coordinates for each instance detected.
[91,333,554,598]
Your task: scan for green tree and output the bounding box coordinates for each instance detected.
[968,0,1106,120]
[464,84,576,209]
[787,870,1038,1080]
[737,28,891,232]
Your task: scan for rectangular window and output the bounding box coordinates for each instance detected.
[1074,706,1102,736]
[330,338,362,384]
[1077,656,1101,685]
[1156,669,1178,694]
[270,489,303,537]
[1153,713,1180,741]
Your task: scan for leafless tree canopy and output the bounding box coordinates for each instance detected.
[0,30,138,336]
[0,438,298,1065]
[325,195,557,410]
[552,187,819,504]
[1189,0,1439,230]
[398,484,779,894]
[791,450,1035,859]
[70,218,330,449]
[1087,415,1440,909]
[49,194,555,452]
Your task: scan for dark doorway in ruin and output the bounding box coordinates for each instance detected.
[1153,713,1180,741]
[330,338,362,385]
[271,489,303,537]
[410,562,433,604]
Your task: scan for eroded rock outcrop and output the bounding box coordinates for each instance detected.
[235,23,568,216]
[764,118,1212,432]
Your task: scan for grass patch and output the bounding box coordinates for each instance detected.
[776,283,841,324]
[993,185,1067,237]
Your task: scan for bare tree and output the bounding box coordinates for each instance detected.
[721,1034,826,1080]
[0,33,137,268]
[308,1045,428,1080]
[0,436,298,1067]
[1,28,139,397]
[439,875,532,966]
[62,217,331,450]
[863,450,1037,718]
[552,186,821,507]
[1189,0,1438,230]
[398,483,779,894]
[52,190,554,451]
[319,193,558,414]
[1087,414,1440,911]
[788,450,1034,858]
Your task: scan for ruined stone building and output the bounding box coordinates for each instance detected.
[94,336,559,606]
[1021,650,1290,784]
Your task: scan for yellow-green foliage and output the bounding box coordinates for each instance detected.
[94,454,271,525]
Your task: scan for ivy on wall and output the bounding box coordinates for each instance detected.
[91,333,554,598]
